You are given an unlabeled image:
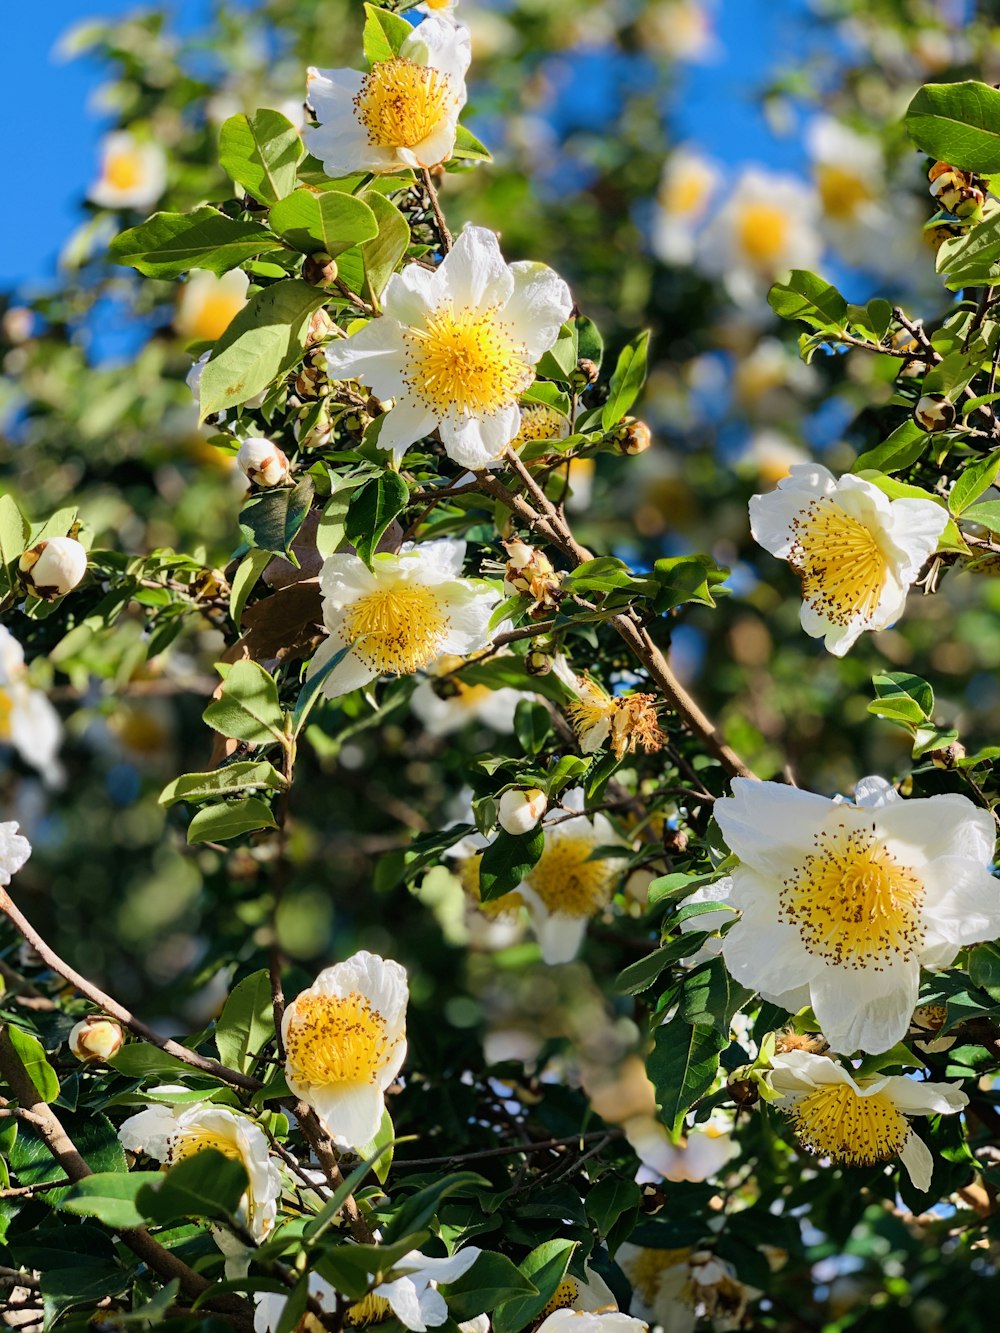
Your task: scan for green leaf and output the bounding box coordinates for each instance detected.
[136,1147,249,1225]
[970,941,1000,1001]
[962,498,1000,533]
[6,1027,59,1103]
[647,870,726,908]
[187,796,278,844]
[302,1138,396,1244]
[160,760,287,806]
[868,671,934,728]
[853,421,929,474]
[905,81,1000,173]
[614,934,713,996]
[768,270,848,332]
[652,554,727,610]
[565,556,654,597]
[646,1016,727,1136]
[536,322,579,383]
[41,1266,133,1325]
[240,475,316,555]
[949,450,1000,514]
[203,661,285,744]
[936,212,1000,290]
[109,207,281,278]
[601,331,650,431]
[199,279,327,419]
[586,1175,642,1238]
[679,958,754,1035]
[344,472,410,567]
[316,479,367,559]
[63,1171,162,1229]
[362,192,411,302]
[363,3,414,63]
[356,1107,395,1186]
[219,109,304,204]
[269,188,379,257]
[275,1277,310,1333]
[514,700,552,756]
[215,969,274,1072]
[479,828,544,903]
[451,123,493,163]
[576,315,603,369]
[0,494,29,596]
[440,1251,539,1320]
[229,547,273,624]
[492,1240,576,1333]
[382,1170,491,1244]
[290,642,354,738]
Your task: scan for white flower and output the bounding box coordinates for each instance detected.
[618,1245,754,1333]
[416,0,460,23]
[0,628,63,785]
[0,820,31,887]
[625,1116,735,1185]
[536,1313,646,1333]
[516,788,624,964]
[652,148,720,266]
[237,438,290,487]
[19,537,87,600]
[410,653,531,736]
[498,788,548,836]
[326,225,573,469]
[695,167,821,307]
[637,0,719,63]
[255,1272,336,1332]
[312,539,499,699]
[305,17,470,176]
[750,463,948,655]
[768,1048,967,1191]
[88,132,167,210]
[117,1102,281,1272]
[534,1265,619,1319]
[282,950,408,1145]
[716,775,1000,1055]
[176,269,249,344]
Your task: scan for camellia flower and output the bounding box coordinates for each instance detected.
[0,628,63,785]
[416,0,460,24]
[409,653,530,736]
[326,225,573,468]
[619,1244,756,1333]
[117,1102,281,1272]
[516,789,624,964]
[311,539,499,700]
[716,775,1000,1055]
[750,463,948,655]
[536,1313,646,1333]
[305,17,470,176]
[0,821,31,887]
[768,1049,967,1191]
[554,658,664,760]
[282,950,408,1146]
[652,147,721,266]
[176,269,250,344]
[88,131,167,211]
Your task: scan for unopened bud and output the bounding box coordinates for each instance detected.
[19,536,87,599]
[726,1075,759,1108]
[306,308,335,347]
[613,419,652,455]
[930,740,966,768]
[237,437,290,487]
[662,827,688,855]
[928,162,987,217]
[571,358,600,391]
[524,649,553,676]
[898,355,929,380]
[302,252,339,287]
[913,393,956,432]
[497,788,547,836]
[70,1016,124,1064]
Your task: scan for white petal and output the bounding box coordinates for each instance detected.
[721,871,819,1000]
[884,497,949,576]
[0,822,32,886]
[402,14,472,83]
[531,909,589,963]
[439,407,520,469]
[308,1081,384,1147]
[309,637,374,700]
[402,537,468,580]
[898,1130,934,1192]
[714,778,834,876]
[117,1104,181,1160]
[407,117,461,170]
[440,226,514,310]
[885,1075,968,1116]
[853,776,899,809]
[438,589,499,657]
[809,957,919,1055]
[921,858,1000,948]
[877,793,995,867]
[326,320,410,400]
[383,264,442,329]
[374,398,440,463]
[504,261,574,362]
[378,1277,430,1332]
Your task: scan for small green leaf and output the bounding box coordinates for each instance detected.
[679,958,753,1034]
[601,331,650,431]
[949,450,1000,515]
[203,661,285,745]
[514,700,552,756]
[652,554,727,610]
[962,498,1000,534]
[160,760,287,806]
[768,270,848,332]
[936,212,1000,290]
[187,796,278,844]
[229,547,273,624]
[215,969,274,1072]
[269,188,379,257]
[905,81,1000,173]
[136,1147,249,1225]
[868,671,935,727]
[362,3,414,63]
[492,1241,576,1333]
[219,109,304,204]
[586,1175,642,1238]
[451,123,493,163]
[6,1027,59,1103]
[362,192,411,302]
[646,1015,727,1136]
[479,828,544,903]
[240,475,315,556]
[0,494,29,596]
[290,642,354,737]
[344,471,410,567]
[64,1171,162,1229]
[536,322,579,383]
[109,207,281,277]
[614,934,713,996]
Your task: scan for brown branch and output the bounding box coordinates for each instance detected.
[396,1128,622,1168]
[421,168,452,254]
[292,1101,377,1243]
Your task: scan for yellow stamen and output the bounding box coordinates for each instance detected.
[737,203,790,264]
[172,1129,243,1164]
[344,583,450,675]
[355,57,453,149]
[526,833,618,918]
[187,293,246,343]
[788,1081,909,1166]
[405,305,533,417]
[666,168,712,218]
[816,164,873,222]
[512,404,568,449]
[285,991,397,1092]
[344,1294,393,1326]
[539,1279,581,1317]
[0,690,12,741]
[780,823,925,967]
[105,150,144,192]
[457,854,525,919]
[565,680,664,760]
[789,498,887,626]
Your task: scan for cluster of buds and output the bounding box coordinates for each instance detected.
[70,1015,125,1064]
[503,540,565,616]
[237,437,290,487]
[18,536,88,599]
[608,418,653,456]
[928,160,988,218]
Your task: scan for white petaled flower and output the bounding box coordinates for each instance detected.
[716,774,1000,1055]
[0,628,63,786]
[534,1265,619,1320]
[652,148,720,266]
[515,788,624,964]
[410,652,531,736]
[311,539,500,700]
[750,463,948,656]
[620,1245,757,1333]
[88,131,167,210]
[536,1313,646,1333]
[0,821,31,888]
[282,950,408,1146]
[305,17,470,176]
[511,402,571,452]
[117,1102,281,1272]
[326,225,573,469]
[176,269,250,344]
[695,167,821,307]
[624,1115,735,1185]
[769,1049,967,1191]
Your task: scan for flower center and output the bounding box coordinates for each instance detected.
[171,1129,244,1165]
[285,991,395,1092]
[405,305,534,417]
[737,203,790,264]
[0,689,12,741]
[187,293,246,343]
[780,823,925,967]
[458,854,525,919]
[344,583,450,675]
[623,1247,692,1305]
[344,1294,393,1325]
[355,57,454,149]
[538,1279,581,1317]
[789,498,887,626]
[816,164,873,222]
[788,1081,910,1166]
[106,150,144,191]
[526,833,618,918]
[666,167,713,218]
[512,404,569,449]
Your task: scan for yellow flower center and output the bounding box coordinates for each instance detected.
[737,203,791,264]
[105,149,144,192]
[285,991,396,1092]
[666,167,713,218]
[623,1248,692,1305]
[345,1294,393,1325]
[816,164,873,222]
[185,292,247,343]
[0,689,12,741]
[780,824,925,967]
[355,57,454,149]
[512,404,568,449]
[539,1279,581,1317]
[789,498,887,627]
[344,583,450,675]
[458,854,525,919]
[525,832,618,918]
[788,1081,909,1166]
[172,1128,244,1164]
[405,305,534,417]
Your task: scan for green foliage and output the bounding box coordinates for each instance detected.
[905,81,1000,172]
[109,208,283,277]
[219,109,304,204]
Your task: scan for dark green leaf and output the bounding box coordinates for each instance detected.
[63,1171,162,1229]
[536,322,579,383]
[160,760,287,806]
[6,1027,59,1103]
[240,475,315,555]
[344,471,410,567]
[614,934,712,996]
[362,192,411,302]
[679,958,754,1034]
[853,421,929,474]
[652,555,727,610]
[215,969,274,1072]
[586,1175,642,1238]
[492,1240,576,1333]
[136,1148,249,1225]
[479,828,544,903]
[646,1016,727,1135]
[440,1251,539,1320]
[514,701,552,756]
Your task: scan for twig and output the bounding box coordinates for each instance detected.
[291,1101,377,1244]
[420,168,452,254]
[395,1128,622,1168]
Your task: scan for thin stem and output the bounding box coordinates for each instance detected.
[395,1128,621,1168]
[421,168,452,254]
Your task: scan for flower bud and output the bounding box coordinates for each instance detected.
[237,437,290,487]
[497,788,547,836]
[726,1074,760,1108]
[70,1016,124,1063]
[930,740,966,769]
[913,393,956,432]
[898,355,930,380]
[503,540,562,613]
[306,309,335,348]
[524,649,553,676]
[928,162,986,217]
[613,419,653,455]
[570,358,600,391]
[302,252,339,287]
[18,536,87,599]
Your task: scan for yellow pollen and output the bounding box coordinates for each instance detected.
[788,1081,909,1166]
[737,202,791,264]
[566,682,664,760]
[344,583,450,675]
[171,1129,243,1165]
[539,1279,581,1317]
[186,292,247,343]
[344,1294,393,1326]
[512,404,568,449]
[355,57,453,150]
[816,163,873,222]
[789,498,887,626]
[623,1248,692,1306]
[105,150,144,191]
[457,854,525,919]
[525,833,618,918]
[405,304,533,417]
[0,689,12,741]
[285,991,396,1093]
[780,823,925,967]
